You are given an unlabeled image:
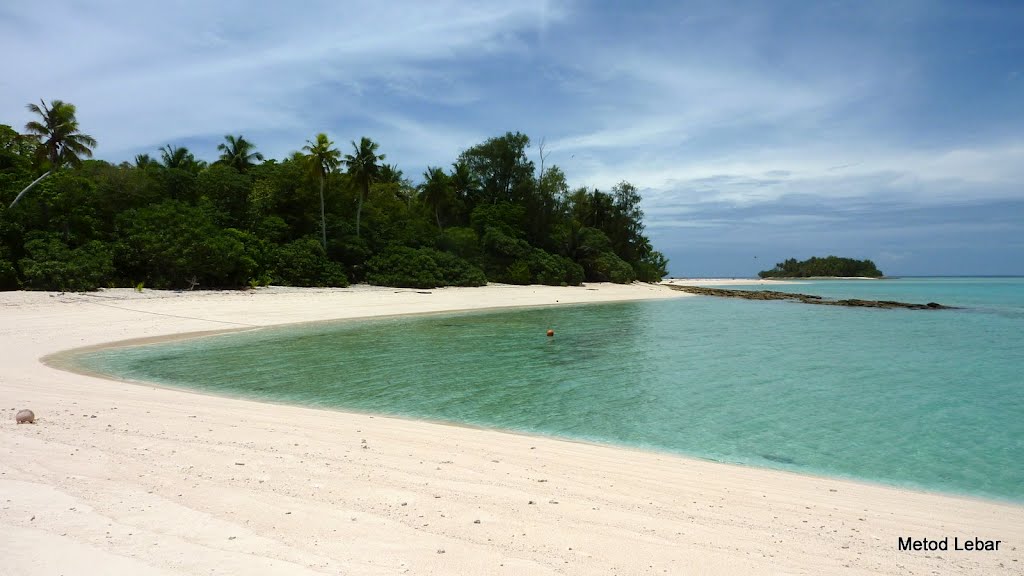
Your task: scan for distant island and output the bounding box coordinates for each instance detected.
[758,256,883,279]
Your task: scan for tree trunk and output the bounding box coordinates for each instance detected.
[435,205,442,231]
[319,175,327,249]
[9,170,52,209]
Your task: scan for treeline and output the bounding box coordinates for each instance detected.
[758,256,883,278]
[0,100,667,291]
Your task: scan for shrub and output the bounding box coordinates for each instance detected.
[505,259,531,285]
[330,235,372,283]
[633,250,669,282]
[528,250,584,286]
[576,227,613,256]
[0,258,17,291]
[115,201,257,289]
[481,227,531,259]
[19,234,114,291]
[496,250,584,286]
[587,251,636,283]
[430,250,488,287]
[470,203,525,238]
[272,237,349,287]
[254,215,289,244]
[366,247,486,288]
[437,227,481,262]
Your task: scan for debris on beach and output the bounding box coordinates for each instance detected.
[15,409,35,424]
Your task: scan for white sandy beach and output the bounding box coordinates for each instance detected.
[1,282,1021,575]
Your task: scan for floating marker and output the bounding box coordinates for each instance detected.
[546,329,555,337]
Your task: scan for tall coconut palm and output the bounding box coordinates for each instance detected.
[159,145,203,173]
[25,99,96,169]
[134,153,156,170]
[450,159,480,202]
[343,137,385,238]
[419,166,451,230]
[449,159,481,224]
[302,133,341,249]
[10,99,96,208]
[378,163,404,184]
[217,135,264,173]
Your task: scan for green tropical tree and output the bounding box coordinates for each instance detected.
[378,163,417,206]
[344,136,385,238]
[419,166,451,230]
[25,100,96,169]
[133,153,156,170]
[155,145,203,202]
[457,132,533,205]
[159,145,203,173]
[379,163,404,184]
[0,125,670,290]
[302,133,341,248]
[0,124,34,158]
[10,99,97,208]
[450,159,479,196]
[448,159,481,224]
[217,135,264,173]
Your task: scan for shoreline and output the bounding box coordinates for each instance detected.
[52,320,1015,509]
[3,282,1021,575]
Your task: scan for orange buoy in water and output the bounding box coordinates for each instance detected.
[546,329,555,337]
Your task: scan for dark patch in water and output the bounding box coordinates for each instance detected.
[761,453,797,465]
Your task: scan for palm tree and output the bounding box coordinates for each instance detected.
[343,137,385,238]
[450,159,480,202]
[134,153,155,170]
[448,159,481,225]
[25,99,96,169]
[419,166,451,230]
[379,163,404,184]
[379,163,417,206]
[159,145,203,172]
[302,133,341,249]
[217,135,264,173]
[157,145,205,200]
[10,99,96,208]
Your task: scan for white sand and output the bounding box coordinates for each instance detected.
[1,283,1020,575]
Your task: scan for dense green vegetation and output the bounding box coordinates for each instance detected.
[758,256,883,278]
[0,100,667,291]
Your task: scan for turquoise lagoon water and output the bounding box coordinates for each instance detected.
[73,278,1024,501]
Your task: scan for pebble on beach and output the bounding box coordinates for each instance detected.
[16,409,35,424]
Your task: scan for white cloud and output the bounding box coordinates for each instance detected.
[3,0,1021,221]
[573,141,1024,223]
[0,1,560,160]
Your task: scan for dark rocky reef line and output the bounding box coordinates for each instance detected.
[666,285,955,310]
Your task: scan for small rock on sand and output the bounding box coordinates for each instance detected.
[16,409,35,424]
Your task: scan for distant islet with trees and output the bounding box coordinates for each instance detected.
[0,100,669,292]
[758,256,883,278]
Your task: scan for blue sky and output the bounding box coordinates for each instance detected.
[2,0,1022,276]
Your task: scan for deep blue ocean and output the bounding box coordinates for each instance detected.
[72,278,1024,501]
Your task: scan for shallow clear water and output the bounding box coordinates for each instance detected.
[73,278,1024,501]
